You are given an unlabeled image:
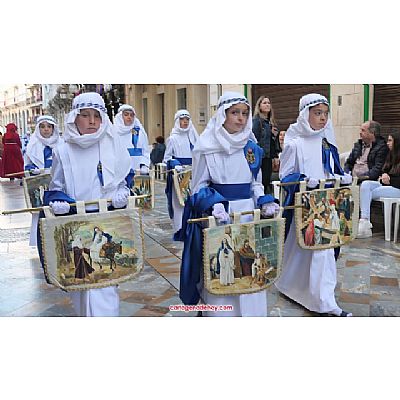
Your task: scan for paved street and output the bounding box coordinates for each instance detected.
[0,176,399,317]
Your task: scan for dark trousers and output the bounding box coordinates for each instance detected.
[261,157,273,194]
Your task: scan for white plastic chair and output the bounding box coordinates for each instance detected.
[376,197,399,241]
[272,180,280,200]
[393,199,400,243]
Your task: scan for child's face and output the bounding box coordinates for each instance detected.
[122,110,135,126]
[75,108,102,135]
[223,103,249,134]
[179,117,190,129]
[308,103,329,130]
[39,122,54,138]
[259,97,271,114]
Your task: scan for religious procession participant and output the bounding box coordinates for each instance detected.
[163,109,199,237]
[179,92,279,317]
[41,92,131,317]
[275,93,353,317]
[24,115,60,246]
[113,104,150,189]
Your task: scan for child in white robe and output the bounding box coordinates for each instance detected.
[180,92,279,317]
[24,115,60,246]
[46,92,131,317]
[275,93,353,316]
[163,109,199,235]
[113,104,150,188]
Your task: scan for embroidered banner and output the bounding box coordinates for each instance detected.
[294,185,359,250]
[22,173,52,208]
[40,205,144,291]
[173,167,192,207]
[131,172,155,209]
[203,216,285,296]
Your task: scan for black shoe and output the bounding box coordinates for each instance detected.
[196,311,203,317]
[340,311,353,317]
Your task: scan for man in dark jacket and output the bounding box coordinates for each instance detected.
[344,120,388,182]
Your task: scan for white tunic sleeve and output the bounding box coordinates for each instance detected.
[48,147,67,193]
[252,170,265,200]
[190,151,211,194]
[163,137,174,163]
[139,129,150,166]
[279,140,298,179]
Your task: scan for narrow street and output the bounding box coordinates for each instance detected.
[0,176,400,316]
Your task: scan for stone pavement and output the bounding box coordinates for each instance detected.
[0,176,399,317]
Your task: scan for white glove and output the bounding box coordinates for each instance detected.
[212,203,230,224]
[337,172,352,185]
[30,168,41,175]
[49,201,70,215]
[140,165,149,175]
[175,165,183,172]
[261,202,280,217]
[307,177,319,189]
[112,189,129,209]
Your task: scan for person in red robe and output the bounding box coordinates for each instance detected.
[2,123,24,180]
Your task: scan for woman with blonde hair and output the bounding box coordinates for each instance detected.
[252,96,280,194]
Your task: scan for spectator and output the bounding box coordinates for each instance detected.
[344,120,389,182]
[357,130,400,238]
[252,96,280,194]
[2,123,24,180]
[150,136,166,165]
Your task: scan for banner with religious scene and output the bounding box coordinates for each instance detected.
[40,205,144,291]
[173,167,191,207]
[131,173,155,209]
[294,185,359,250]
[22,173,52,208]
[203,217,285,296]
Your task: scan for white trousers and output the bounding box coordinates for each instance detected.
[360,180,400,219]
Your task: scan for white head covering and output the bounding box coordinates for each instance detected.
[193,91,256,155]
[113,104,145,136]
[284,93,337,147]
[25,115,60,168]
[62,92,130,190]
[170,109,199,145]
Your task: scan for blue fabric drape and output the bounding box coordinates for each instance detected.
[322,139,344,176]
[243,140,263,179]
[179,187,228,305]
[165,157,192,219]
[281,173,307,240]
[43,146,52,168]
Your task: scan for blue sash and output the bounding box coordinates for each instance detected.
[209,183,251,201]
[128,147,143,157]
[174,157,192,165]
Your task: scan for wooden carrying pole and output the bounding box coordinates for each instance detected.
[4,171,25,177]
[0,194,151,215]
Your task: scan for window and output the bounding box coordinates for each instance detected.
[177,88,187,110]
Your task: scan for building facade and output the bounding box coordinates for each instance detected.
[125,84,208,144]
[1,84,399,155]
